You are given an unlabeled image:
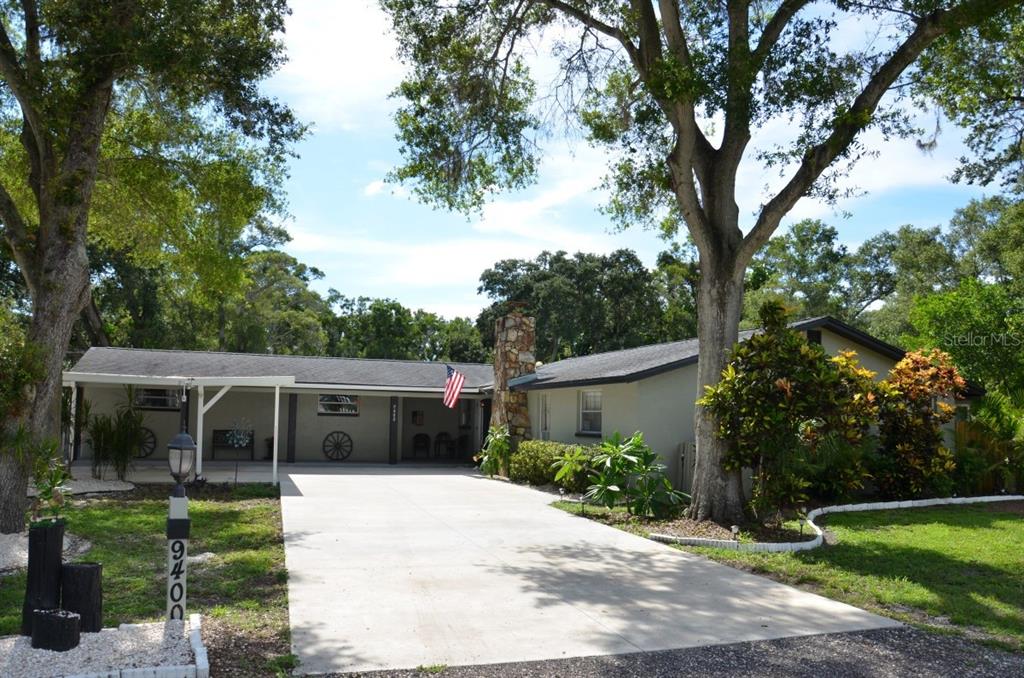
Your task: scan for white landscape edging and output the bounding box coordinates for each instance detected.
[649,494,1024,553]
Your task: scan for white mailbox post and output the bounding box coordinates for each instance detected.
[167,495,190,619]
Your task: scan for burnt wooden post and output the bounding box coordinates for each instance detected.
[61,562,102,632]
[21,521,65,635]
[31,609,81,651]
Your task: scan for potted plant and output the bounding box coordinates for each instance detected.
[21,449,70,635]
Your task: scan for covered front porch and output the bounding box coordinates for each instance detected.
[63,374,489,484]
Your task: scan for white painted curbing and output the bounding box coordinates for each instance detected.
[189,613,209,678]
[651,494,1024,553]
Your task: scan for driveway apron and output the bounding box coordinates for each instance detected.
[280,467,897,675]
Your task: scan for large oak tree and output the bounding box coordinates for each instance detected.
[0,0,299,532]
[381,0,1021,523]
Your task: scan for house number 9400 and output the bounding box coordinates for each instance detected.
[167,538,188,620]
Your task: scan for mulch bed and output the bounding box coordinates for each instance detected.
[567,507,809,543]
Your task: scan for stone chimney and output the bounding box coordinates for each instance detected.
[490,310,536,447]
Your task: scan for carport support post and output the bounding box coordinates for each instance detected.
[273,385,280,485]
[196,386,205,477]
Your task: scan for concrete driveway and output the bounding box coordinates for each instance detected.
[280,467,897,675]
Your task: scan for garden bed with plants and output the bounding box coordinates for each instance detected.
[483,304,1022,558]
[0,483,294,677]
[549,500,808,543]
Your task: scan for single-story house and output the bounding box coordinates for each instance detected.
[509,316,975,489]
[63,315,972,489]
[64,349,494,483]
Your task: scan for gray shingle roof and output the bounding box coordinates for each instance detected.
[511,331,752,391]
[68,347,494,391]
[512,316,910,391]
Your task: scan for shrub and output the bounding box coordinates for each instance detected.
[874,349,965,498]
[552,446,595,493]
[699,302,877,523]
[584,432,686,519]
[30,445,70,525]
[86,387,146,481]
[475,425,511,477]
[510,440,576,486]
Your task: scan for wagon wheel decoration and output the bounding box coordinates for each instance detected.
[136,427,157,458]
[322,431,353,461]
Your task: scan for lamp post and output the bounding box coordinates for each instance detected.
[166,427,195,620]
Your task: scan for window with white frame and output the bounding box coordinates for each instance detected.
[318,394,359,416]
[134,388,180,411]
[578,390,602,434]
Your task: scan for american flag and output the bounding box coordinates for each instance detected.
[443,365,466,409]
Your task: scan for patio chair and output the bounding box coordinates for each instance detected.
[413,433,431,460]
[434,432,455,459]
[456,434,471,460]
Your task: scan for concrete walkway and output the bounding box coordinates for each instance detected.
[280,467,898,675]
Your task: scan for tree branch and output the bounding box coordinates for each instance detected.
[0,19,49,166]
[21,0,41,80]
[0,180,30,252]
[0,179,38,295]
[741,0,1017,264]
[630,0,663,72]
[537,0,640,67]
[751,0,811,67]
[79,296,111,347]
[658,0,690,65]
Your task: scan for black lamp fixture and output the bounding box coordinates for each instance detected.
[167,428,196,497]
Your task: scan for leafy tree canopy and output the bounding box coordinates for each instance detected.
[916,5,1024,191]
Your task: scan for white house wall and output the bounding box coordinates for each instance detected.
[527,381,639,447]
[290,391,389,462]
[818,329,895,380]
[635,365,701,486]
[525,328,907,492]
[79,384,196,461]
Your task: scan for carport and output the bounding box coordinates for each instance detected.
[63,346,494,477]
[62,371,295,484]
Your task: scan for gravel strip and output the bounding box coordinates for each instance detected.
[0,532,91,575]
[28,477,135,496]
[337,628,1024,678]
[0,620,192,678]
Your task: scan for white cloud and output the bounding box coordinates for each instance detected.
[267,0,405,131]
[285,144,662,318]
[362,179,409,198]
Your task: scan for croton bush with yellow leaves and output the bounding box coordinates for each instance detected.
[701,302,968,524]
[874,349,966,499]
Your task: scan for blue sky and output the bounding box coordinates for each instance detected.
[262,1,989,320]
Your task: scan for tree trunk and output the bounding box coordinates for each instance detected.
[687,260,747,525]
[0,241,90,534]
[0,454,30,533]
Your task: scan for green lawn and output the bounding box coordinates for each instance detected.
[0,484,294,675]
[683,503,1024,650]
